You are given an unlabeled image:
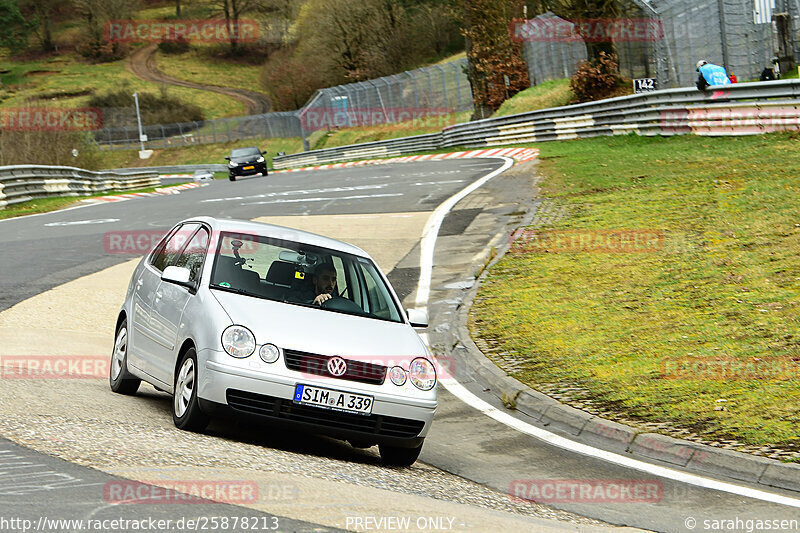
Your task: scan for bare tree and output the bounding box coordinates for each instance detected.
[215,0,268,53]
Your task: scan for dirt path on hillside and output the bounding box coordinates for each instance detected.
[127,44,271,115]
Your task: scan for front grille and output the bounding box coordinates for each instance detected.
[226,389,425,439]
[283,349,386,385]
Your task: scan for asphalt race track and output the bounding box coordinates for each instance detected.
[0,159,798,532]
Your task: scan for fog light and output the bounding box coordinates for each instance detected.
[389,366,407,386]
[260,343,280,364]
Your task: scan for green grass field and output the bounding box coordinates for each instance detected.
[0,53,244,118]
[154,49,265,93]
[494,79,574,117]
[470,132,800,452]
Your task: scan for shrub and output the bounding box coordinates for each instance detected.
[0,128,101,168]
[157,38,191,54]
[77,38,128,63]
[88,87,204,125]
[570,52,622,103]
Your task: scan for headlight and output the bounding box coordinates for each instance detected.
[256,156,265,163]
[409,357,436,391]
[228,161,238,167]
[389,366,407,386]
[259,343,280,364]
[221,325,255,358]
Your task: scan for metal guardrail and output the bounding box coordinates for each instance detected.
[0,165,159,209]
[272,133,442,169]
[273,80,800,169]
[109,164,227,175]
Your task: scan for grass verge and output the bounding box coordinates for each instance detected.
[470,132,800,452]
[494,79,574,117]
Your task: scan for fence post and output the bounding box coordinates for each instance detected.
[453,63,462,108]
[433,64,447,109]
[406,71,420,110]
[383,78,395,111]
[425,68,433,109]
[160,125,167,148]
[368,79,389,123]
[717,0,731,72]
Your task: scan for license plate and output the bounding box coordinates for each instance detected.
[293,384,373,415]
[243,165,255,170]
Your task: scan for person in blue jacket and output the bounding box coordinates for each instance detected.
[696,60,731,90]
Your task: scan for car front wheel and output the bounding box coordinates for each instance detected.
[172,348,209,432]
[109,321,141,395]
[379,441,423,467]
[229,175,236,181]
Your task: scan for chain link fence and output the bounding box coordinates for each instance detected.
[518,0,799,89]
[297,58,473,133]
[94,58,473,151]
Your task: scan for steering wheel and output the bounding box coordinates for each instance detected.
[320,297,363,313]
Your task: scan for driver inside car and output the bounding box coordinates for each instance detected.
[298,262,338,306]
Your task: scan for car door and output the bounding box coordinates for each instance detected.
[128,226,180,374]
[149,224,208,385]
[132,223,199,384]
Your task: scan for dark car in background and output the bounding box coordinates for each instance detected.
[226,147,268,181]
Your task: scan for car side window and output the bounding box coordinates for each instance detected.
[356,260,401,321]
[174,226,210,283]
[151,223,200,272]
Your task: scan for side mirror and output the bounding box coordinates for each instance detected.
[406,308,428,328]
[162,266,194,292]
[224,156,231,161]
[261,151,267,155]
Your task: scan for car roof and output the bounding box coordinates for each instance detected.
[185,216,371,258]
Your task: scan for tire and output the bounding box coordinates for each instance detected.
[109,321,141,395]
[229,175,236,182]
[172,348,210,432]
[379,441,423,467]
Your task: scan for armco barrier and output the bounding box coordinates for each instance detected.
[272,133,441,170]
[0,165,159,209]
[109,164,227,175]
[273,80,800,169]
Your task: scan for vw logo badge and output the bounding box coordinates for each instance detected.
[327,356,347,377]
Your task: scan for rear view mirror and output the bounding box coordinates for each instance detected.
[162,266,194,292]
[406,308,428,328]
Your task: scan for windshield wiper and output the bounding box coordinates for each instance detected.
[210,284,252,296]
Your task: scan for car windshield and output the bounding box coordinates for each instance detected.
[230,148,260,158]
[209,231,404,323]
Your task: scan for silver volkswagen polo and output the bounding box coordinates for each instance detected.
[109,217,437,466]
